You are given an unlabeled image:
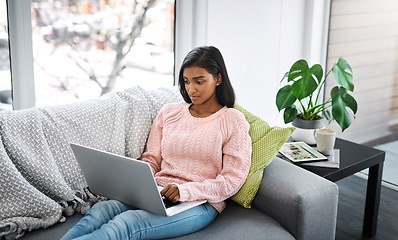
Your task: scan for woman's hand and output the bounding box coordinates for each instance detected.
[160,184,180,203]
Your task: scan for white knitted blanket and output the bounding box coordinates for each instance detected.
[0,86,182,240]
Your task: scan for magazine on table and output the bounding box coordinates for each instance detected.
[299,149,340,168]
[279,141,327,163]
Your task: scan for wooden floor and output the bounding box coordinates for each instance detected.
[336,175,398,240]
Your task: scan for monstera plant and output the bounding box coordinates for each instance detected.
[276,57,357,132]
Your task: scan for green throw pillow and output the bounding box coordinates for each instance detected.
[231,103,295,208]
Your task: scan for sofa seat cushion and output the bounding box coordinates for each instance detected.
[171,200,295,240]
[21,201,294,240]
[20,214,82,240]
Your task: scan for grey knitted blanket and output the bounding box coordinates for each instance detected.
[0,86,182,240]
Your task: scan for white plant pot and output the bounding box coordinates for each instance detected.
[291,117,326,145]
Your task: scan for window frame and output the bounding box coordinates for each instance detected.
[7,0,35,110]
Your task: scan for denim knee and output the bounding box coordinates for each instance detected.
[87,200,129,219]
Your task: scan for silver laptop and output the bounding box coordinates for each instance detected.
[70,143,206,217]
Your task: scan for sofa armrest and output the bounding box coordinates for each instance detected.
[252,157,338,240]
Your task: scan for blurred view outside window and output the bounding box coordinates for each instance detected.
[0,0,12,110]
[32,0,174,107]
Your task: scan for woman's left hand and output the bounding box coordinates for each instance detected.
[160,184,180,203]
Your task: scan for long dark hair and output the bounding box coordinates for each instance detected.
[178,46,235,108]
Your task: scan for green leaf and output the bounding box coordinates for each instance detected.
[310,64,323,84]
[341,92,358,114]
[283,106,297,124]
[288,59,309,82]
[276,85,297,111]
[331,86,358,131]
[288,60,323,100]
[332,57,354,91]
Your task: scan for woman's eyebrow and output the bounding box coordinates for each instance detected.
[183,76,206,80]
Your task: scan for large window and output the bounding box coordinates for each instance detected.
[0,0,12,110]
[31,0,174,107]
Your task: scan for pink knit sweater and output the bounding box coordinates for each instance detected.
[141,102,252,213]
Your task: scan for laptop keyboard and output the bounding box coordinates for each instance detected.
[162,198,180,209]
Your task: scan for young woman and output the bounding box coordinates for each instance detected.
[61,46,252,240]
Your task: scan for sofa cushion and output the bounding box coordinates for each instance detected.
[20,214,82,240]
[171,200,295,240]
[231,104,295,208]
[22,201,295,240]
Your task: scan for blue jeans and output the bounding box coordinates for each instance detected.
[60,200,218,240]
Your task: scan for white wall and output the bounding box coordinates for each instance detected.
[206,0,283,125]
[176,0,283,123]
[175,0,331,126]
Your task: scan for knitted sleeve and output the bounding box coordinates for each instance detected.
[140,107,165,174]
[177,112,252,203]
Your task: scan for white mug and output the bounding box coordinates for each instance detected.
[314,129,336,155]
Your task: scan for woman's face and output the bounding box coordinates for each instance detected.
[183,66,221,106]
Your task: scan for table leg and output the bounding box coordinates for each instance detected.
[362,161,384,237]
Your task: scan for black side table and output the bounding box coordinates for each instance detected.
[298,138,385,238]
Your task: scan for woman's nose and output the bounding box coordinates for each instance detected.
[187,85,196,94]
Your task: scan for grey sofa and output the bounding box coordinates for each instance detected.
[23,157,338,240]
[1,87,338,240]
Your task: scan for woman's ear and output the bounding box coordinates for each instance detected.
[216,73,222,86]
